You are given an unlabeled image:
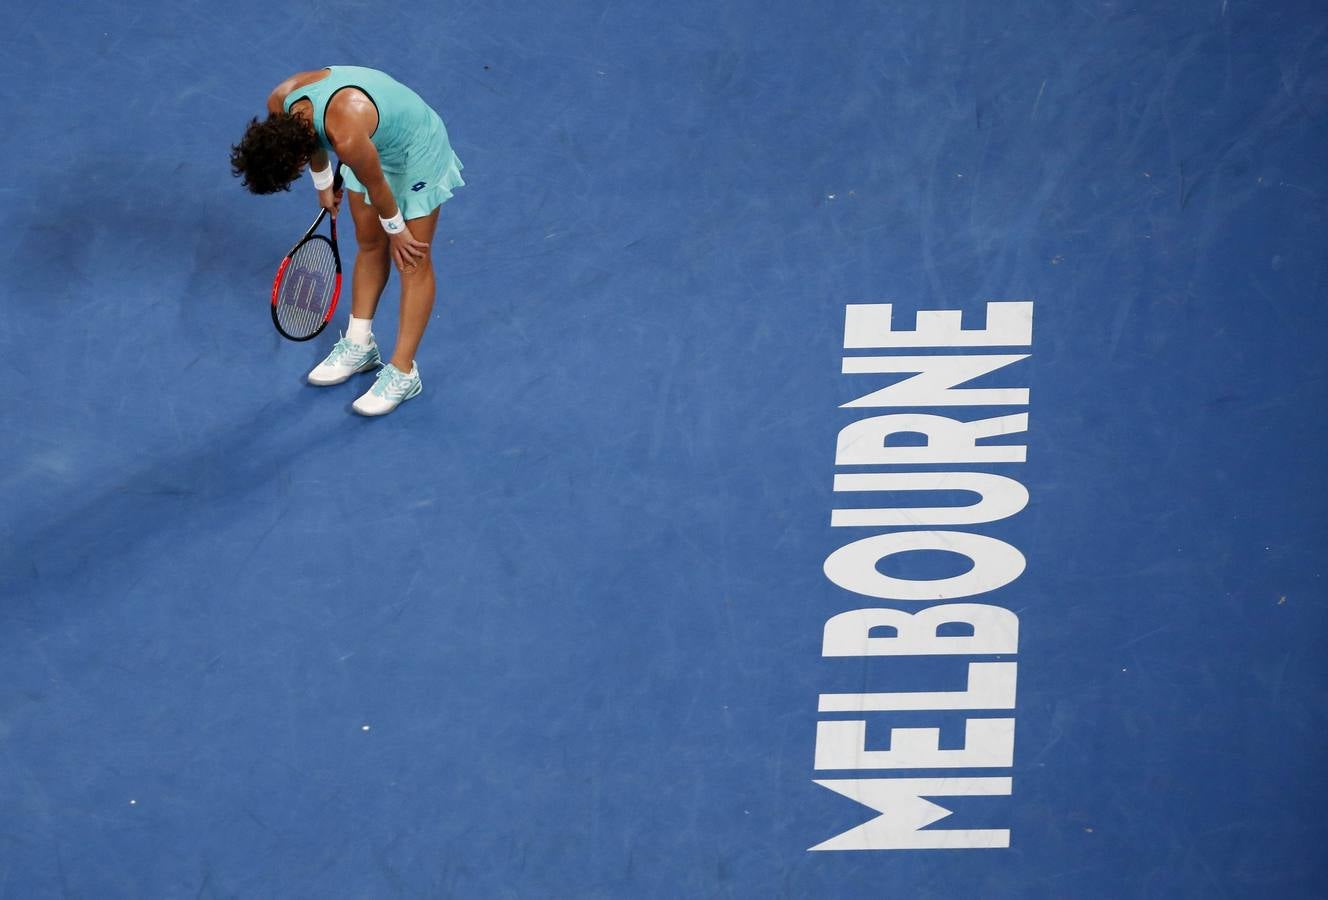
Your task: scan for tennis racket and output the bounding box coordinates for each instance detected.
[270,166,344,341]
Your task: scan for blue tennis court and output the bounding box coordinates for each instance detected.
[2,1,1325,896]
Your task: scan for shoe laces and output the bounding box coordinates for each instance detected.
[327,334,370,365]
[372,365,416,398]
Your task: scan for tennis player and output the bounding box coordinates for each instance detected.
[230,66,464,415]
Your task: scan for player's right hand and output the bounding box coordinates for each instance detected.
[318,185,343,218]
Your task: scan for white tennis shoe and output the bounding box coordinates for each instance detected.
[352,362,423,416]
[307,334,381,386]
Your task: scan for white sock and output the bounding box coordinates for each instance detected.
[347,316,373,345]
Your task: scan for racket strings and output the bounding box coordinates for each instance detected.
[276,237,338,338]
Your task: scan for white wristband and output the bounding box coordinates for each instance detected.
[380,211,406,234]
[310,164,334,190]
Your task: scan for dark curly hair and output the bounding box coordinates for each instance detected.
[230,112,320,194]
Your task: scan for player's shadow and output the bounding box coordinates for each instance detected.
[0,389,342,603]
[1,154,317,328]
[0,156,362,603]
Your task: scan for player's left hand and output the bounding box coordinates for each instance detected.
[389,228,430,272]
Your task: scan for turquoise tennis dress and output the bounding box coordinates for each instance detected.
[284,66,464,220]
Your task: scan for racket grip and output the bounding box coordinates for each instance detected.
[332,161,344,192]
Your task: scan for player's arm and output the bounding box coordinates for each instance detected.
[308,146,340,215]
[336,132,430,269]
[266,76,299,115]
[266,70,327,114]
[337,135,397,218]
[323,89,387,211]
[265,75,341,212]
[308,146,331,172]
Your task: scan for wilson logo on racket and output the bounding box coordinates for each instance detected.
[290,268,330,311]
[271,165,344,342]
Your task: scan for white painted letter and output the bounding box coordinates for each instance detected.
[843,302,1033,349]
[831,472,1029,528]
[841,355,1029,408]
[814,718,1015,770]
[836,413,1028,465]
[819,662,1017,712]
[809,777,1012,850]
[823,531,1025,600]
[822,604,1019,656]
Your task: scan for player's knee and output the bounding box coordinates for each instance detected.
[398,257,433,278]
[358,234,389,254]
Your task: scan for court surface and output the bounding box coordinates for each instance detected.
[2,1,1326,897]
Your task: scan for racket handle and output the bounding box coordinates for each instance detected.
[333,160,344,192]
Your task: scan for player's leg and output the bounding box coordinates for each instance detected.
[388,207,441,372]
[351,207,441,415]
[347,189,391,322]
[307,190,390,386]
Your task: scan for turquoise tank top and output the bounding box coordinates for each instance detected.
[282,66,452,174]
